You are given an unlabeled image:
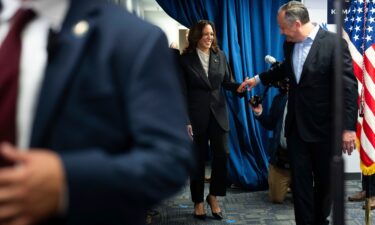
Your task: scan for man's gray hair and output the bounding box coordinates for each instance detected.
[278,1,310,25]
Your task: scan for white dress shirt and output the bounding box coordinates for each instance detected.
[292,24,319,84]
[253,24,320,85]
[0,0,69,148]
[196,48,210,77]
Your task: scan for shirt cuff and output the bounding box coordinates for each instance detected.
[254,75,260,84]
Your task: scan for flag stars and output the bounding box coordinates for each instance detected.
[365,35,372,42]
[353,34,360,41]
[345,3,374,54]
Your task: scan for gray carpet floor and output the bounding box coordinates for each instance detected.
[149,179,373,225]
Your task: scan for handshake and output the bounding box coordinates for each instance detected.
[236,77,257,93]
[236,55,282,93]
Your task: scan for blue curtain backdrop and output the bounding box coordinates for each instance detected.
[156,0,287,190]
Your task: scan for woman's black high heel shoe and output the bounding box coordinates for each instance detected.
[193,203,206,220]
[206,195,224,220]
[193,213,207,220]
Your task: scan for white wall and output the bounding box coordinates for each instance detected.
[143,11,181,46]
[304,0,328,24]
[121,0,187,48]
[304,0,361,174]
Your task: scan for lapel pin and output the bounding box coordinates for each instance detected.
[73,20,89,37]
[214,58,219,63]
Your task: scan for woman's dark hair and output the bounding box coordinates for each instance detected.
[183,20,219,54]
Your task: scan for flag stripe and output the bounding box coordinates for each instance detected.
[360,139,374,166]
[365,45,375,67]
[353,60,363,82]
[353,61,364,97]
[362,119,375,161]
[364,76,375,116]
[343,1,375,174]
[343,30,363,65]
[357,117,363,141]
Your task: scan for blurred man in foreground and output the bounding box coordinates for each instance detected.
[0,0,193,224]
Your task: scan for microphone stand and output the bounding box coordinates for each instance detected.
[365,177,371,225]
[332,0,344,224]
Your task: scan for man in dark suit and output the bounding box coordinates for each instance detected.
[240,1,358,224]
[0,0,192,225]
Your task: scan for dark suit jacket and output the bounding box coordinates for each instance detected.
[255,93,289,168]
[29,1,193,224]
[180,49,241,134]
[260,28,358,142]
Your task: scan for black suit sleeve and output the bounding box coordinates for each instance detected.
[220,52,245,97]
[179,54,191,125]
[342,39,358,131]
[259,62,287,85]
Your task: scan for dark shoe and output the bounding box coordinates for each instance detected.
[362,197,375,210]
[193,202,206,220]
[146,209,160,224]
[212,211,224,220]
[206,195,224,220]
[193,213,207,220]
[348,191,366,202]
[147,209,159,217]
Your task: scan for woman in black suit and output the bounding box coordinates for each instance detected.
[179,20,244,220]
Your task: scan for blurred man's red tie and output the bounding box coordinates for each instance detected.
[0,9,35,144]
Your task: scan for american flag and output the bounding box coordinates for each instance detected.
[343,0,375,175]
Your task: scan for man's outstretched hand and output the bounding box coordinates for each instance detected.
[237,77,257,93]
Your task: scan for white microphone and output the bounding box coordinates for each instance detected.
[265,55,277,65]
[265,55,281,70]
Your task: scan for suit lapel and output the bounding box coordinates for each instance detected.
[30,6,98,146]
[299,28,324,83]
[208,50,220,85]
[284,42,298,85]
[191,51,212,89]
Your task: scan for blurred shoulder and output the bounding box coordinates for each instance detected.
[70,0,164,38]
[180,51,195,61]
[317,27,337,41]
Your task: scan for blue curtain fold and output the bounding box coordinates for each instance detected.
[156,0,287,190]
